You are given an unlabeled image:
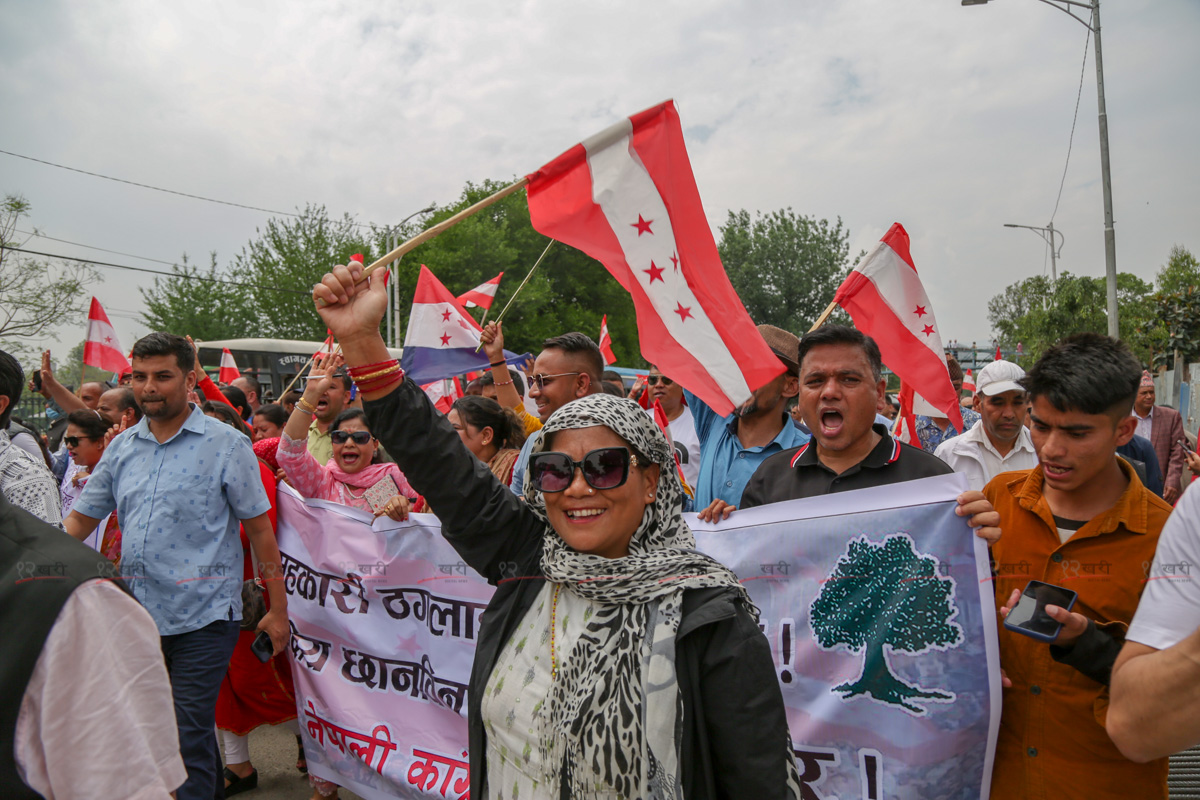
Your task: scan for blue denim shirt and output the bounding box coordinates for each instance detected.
[75,404,271,635]
[684,390,810,508]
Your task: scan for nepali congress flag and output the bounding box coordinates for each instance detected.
[82,297,130,373]
[833,223,963,432]
[218,349,241,384]
[402,265,528,384]
[457,273,503,309]
[598,314,617,365]
[525,100,781,416]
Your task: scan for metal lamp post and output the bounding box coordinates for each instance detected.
[383,204,436,348]
[1004,222,1065,282]
[965,0,1119,337]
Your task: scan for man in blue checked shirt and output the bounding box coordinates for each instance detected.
[65,332,287,800]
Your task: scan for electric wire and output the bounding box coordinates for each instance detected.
[1049,29,1091,224]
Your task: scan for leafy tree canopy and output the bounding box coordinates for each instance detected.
[718,208,854,333]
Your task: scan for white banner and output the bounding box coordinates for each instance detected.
[277,473,1000,799]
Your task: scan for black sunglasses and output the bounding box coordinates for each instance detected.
[63,436,96,448]
[647,375,673,386]
[531,372,581,390]
[529,447,639,493]
[330,430,372,445]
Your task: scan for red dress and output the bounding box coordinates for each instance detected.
[215,460,297,735]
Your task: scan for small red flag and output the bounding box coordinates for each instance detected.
[83,298,130,373]
[995,345,1003,361]
[218,349,241,384]
[598,315,617,365]
[457,273,503,310]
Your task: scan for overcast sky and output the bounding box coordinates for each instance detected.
[3,0,1197,366]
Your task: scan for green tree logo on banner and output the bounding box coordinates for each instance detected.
[810,534,963,715]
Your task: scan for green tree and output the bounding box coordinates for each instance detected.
[139,253,256,340]
[1156,245,1200,296]
[233,204,377,341]
[390,180,642,364]
[0,194,100,359]
[717,209,853,333]
[810,534,962,715]
[987,271,1162,365]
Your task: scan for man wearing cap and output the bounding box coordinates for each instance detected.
[934,360,1038,491]
[1132,371,1187,503]
[687,324,809,512]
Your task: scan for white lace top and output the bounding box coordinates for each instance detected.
[0,431,62,526]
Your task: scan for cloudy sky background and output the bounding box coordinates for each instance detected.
[3,0,1198,363]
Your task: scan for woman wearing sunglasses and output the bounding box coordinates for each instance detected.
[60,410,121,560]
[311,263,801,799]
[277,358,422,521]
[448,395,526,487]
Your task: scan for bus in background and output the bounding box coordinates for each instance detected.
[196,339,404,401]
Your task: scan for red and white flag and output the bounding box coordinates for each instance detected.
[457,273,503,310]
[598,314,617,365]
[422,377,463,415]
[83,297,130,373]
[526,100,782,416]
[994,345,1003,361]
[832,223,963,432]
[218,349,241,384]
[962,369,976,394]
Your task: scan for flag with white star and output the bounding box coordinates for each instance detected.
[525,100,783,416]
[832,223,963,431]
[83,297,130,373]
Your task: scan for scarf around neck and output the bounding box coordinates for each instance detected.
[521,394,769,798]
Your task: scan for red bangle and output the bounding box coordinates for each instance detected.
[355,371,404,393]
[347,360,399,377]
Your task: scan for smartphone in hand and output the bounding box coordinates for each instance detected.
[251,630,274,662]
[1003,580,1078,642]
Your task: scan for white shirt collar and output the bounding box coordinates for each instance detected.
[962,419,1035,460]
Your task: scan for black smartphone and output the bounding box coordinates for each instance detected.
[31,370,42,392]
[1003,580,1078,642]
[251,630,274,663]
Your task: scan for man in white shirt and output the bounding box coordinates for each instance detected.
[646,364,701,489]
[1108,478,1200,761]
[934,360,1037,491]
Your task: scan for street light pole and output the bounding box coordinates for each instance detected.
[965,0,1119,337]
[382,204,437,348]
[1003,222,1065,282]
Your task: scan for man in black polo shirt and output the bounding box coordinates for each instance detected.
[705,325,999,540]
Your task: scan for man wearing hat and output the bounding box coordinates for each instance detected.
[934,360,1038,491]
[687,324,809,511]
[1132,371,1187,503]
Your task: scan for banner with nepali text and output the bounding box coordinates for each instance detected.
[276,473,1000,800]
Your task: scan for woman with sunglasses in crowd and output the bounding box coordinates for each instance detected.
[310,263,801,799]
[60,409,121,561]
[278,356,422,521]
[448,395,527,487]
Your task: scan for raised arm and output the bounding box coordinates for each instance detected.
[187,336,233,407]
[312,263,544,583]
[35,350,89,415]
[479,322,527,414]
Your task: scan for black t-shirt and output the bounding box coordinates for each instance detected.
[740,424,954,508]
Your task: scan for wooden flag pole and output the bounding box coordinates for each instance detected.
[317,177,531,307]
[474,239,555,352]
[280,340,340,396]
[808,300,839,332]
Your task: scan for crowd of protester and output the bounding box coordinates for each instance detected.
[2,258,1200,799]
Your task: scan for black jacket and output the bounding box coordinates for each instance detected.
[365,382,795,799]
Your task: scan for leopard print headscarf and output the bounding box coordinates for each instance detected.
[522,394,758,798]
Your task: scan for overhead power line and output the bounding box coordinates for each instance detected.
[1050,30,1091,224]
[1,245,310,296]
[0,148,387,229]
[17,228,182,267]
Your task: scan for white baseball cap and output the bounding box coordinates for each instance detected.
[975,360,1026,396]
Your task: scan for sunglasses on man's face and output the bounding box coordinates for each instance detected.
[63,436,96,448]
[647,375,673,386]
[529,447,639,493]
[531,372,581,390]
[330,430,372,445]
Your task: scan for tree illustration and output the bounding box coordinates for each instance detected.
[810,534,962,714]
